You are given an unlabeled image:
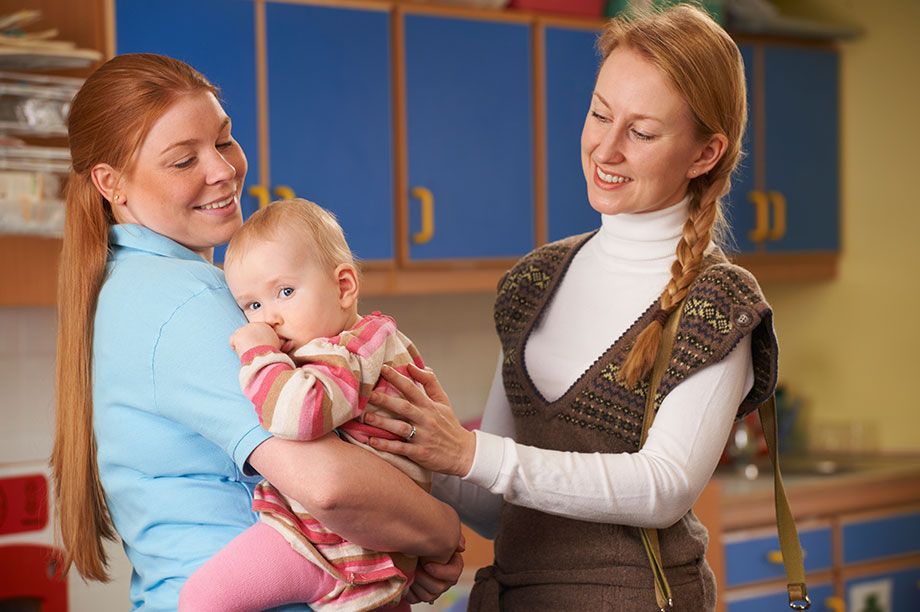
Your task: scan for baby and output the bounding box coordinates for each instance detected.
[180,199,430,612]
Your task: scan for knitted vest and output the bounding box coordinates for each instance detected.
[472,232,778,611]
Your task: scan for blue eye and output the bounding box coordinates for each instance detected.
[279,287,294,298]
[247,301,262,311]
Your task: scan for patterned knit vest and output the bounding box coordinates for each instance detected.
[475,232,778,610]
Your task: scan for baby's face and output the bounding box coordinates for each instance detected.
[225,238,351,352]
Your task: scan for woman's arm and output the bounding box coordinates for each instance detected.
[370,336,753,529]
[248,433,461,558]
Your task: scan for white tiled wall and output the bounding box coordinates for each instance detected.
[0,306,58,465]
[0,306,135,609]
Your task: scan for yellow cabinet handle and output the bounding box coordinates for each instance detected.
[748,190,770,242]
[274,185,295,200]
[411,186,434,245]
[825,595,845,612]
[248,185,270,209]
[766,549,806,564]
[767,191,787,241]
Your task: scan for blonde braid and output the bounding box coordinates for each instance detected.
[618,175,728,387]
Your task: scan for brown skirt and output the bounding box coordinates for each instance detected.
[468,558,716,612]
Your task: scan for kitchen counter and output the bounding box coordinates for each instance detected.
[707,452,920,531]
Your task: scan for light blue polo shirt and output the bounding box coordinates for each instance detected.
[93,224,309,611]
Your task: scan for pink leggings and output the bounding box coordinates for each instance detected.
[179,522,409,612]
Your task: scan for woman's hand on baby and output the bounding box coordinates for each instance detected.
[403,534,466,605]
[366,363,476,477]
[229,322,282,358]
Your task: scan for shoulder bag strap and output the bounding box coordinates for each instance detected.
[759,395,811,609]
[640,305,811,611]
[639,306,682,611]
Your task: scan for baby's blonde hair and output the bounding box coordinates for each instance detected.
[226,198,356,277]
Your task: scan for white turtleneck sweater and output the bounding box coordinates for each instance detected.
[432,200,754,537]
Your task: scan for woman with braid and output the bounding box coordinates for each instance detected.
[363,5,778,611]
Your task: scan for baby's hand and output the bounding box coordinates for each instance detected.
[230,322,281,358]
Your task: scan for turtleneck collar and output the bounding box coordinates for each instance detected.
[591,196,690,269]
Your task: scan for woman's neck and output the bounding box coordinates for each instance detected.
[592,197,690,272]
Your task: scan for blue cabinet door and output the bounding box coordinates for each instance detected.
[846,566,920,612]
[726,582,834,612]
[762,45,840,253]
[265,2,394,262]
[544,25,602,243]
[728,43,840,254]
[404,14,534,260]
[114,0,260,262]
[724,526,833,587]
[725,44,757,254]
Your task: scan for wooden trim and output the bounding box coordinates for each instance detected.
[359,265,506,296]
[694,479,726,612]
[254,0,271,190]
[395,1,535,24]
[838,503,920,526]
[839,553,920,580]
[730,34,837,51]
[531,21,547,247]
[102,0,116,59]
[268,0,393,11]
[391,7,409,265]
[0,237,61,306]
[730,251,838,281]
[722,573,835,603]
[398,257,517,271]
[536,15,606,30]
[722,518,832,543]
[831,514,844,597]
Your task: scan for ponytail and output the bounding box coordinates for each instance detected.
[52,172,116,580]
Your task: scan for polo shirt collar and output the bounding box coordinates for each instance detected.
[109,224,209,263]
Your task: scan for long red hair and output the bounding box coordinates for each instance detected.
[53,53,217,580]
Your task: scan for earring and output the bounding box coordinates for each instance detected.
[691,170,698,175]
[113,194,119,201]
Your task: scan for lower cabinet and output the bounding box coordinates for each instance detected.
[703,470,920,612]
[844,565,920,612]
[725,581,836,612]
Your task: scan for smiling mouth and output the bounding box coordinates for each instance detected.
[197,194,235,210]
[596,167,633,184]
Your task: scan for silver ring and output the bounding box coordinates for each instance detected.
[406,425,417,441]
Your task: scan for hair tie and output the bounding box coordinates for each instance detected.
[651,308,670,326]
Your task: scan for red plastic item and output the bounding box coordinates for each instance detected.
[0,474,49,536]
[507,0,606,17]
[0,544,68,611]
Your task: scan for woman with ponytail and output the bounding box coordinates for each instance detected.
[53,53,461,611]
[366,4,778,610]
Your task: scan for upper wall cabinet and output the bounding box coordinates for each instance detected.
[264,2,394,261]
[401,12,534,261]
[114,0,260,263]
[730,42,840,258]
[543,24,601,243]
[114,0,394,262]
